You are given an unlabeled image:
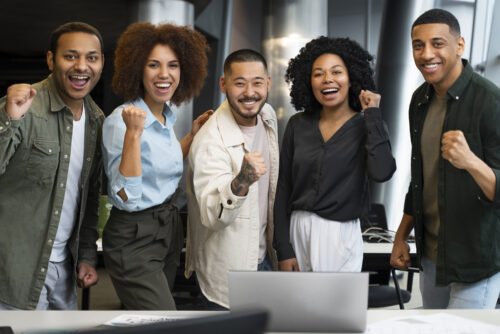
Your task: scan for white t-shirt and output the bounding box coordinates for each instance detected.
[49,106,86,262]
[239,115,270,264]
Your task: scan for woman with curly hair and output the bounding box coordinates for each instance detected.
[101,22,211,310]
[273,36,396,272]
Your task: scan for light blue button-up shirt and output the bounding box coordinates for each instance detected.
[102,98,183,212]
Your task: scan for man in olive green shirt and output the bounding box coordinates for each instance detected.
[391,9,500,309]
[0,22,105,309]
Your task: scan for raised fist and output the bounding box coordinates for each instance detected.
[241,151,267,183]
[122,105,146,134]
[359,89,381,110]
[441,130,474,170]
[6,84,37,120]
[231,152,267,196]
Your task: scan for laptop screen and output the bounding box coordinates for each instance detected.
[228,271,368,333]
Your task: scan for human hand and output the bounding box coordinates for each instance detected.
[190,109,214,136]
[122,105,146,135]
[359,89,381,110]
[278,258,300,271]
[390,239,411,270]
[6,84,37,120]
[441,130,476,170]
[77,262,98,288]
[231,152,267,196]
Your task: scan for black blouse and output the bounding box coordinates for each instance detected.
[273,107,396,261]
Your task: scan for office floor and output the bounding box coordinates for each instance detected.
[77,269,423,310]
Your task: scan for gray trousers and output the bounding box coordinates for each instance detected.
[102,198,183,310]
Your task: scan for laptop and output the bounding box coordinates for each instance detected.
[228,271,368,333]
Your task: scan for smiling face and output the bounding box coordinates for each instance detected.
[411,23,464,96]
[47,32,104,110]
[142,44,180,111]
[220,61,270,126]
[310,53,351,112]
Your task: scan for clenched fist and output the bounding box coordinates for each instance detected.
[122,105,146,135]
[441,130,474,170]
[231,152,267,196]
[359,89,381,110]
[390,239,411,270]
[6,84,37,120]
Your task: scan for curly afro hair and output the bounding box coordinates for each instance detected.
[112,22,209,106]
[286,36,375,114]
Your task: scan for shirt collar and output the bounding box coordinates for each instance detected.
[47,74,68,113]
[217,100,246,148]
[46,74,100,121]
[419,59,473,105]
[446,59,473,101]
[131,98,176,129]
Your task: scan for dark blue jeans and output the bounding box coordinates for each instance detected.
[258,253,273,271]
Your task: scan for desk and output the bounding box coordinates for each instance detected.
[0,310,498,334]
[363,242,417,269]
[363,242,417,254]
[81,242,417,310]
[362,242,417,285]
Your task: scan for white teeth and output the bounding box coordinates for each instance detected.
[243,101,255,105]
[322,88,338,94]
[71,75,88,80]
[155,83,171,88]
[424,64,438,69]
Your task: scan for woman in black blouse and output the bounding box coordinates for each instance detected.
[274,36,396,272]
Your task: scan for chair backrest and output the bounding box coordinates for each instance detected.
[361,203,388,231]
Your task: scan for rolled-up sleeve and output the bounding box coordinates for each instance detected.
[102,112,143,211]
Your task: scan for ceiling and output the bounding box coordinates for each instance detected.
[0,0,211,56]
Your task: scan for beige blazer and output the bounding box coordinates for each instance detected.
[185,100,279,307]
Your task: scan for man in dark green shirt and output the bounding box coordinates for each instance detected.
[0,22,105,309]
[391,9,500,309]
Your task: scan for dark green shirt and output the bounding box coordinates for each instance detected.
[0,75,104,309]
[404,60,500,285]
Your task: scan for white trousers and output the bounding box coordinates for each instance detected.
[290,210,363,272]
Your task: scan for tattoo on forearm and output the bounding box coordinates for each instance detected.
[231,178,247,196]
[239,161,258,183]
[231,159,258,196]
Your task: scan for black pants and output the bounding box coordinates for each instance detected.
[102,197,183,310]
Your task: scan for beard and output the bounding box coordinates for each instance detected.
[226,93,267,120]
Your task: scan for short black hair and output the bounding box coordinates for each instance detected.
[223,49,267,75]
[412,8,461,36]
[49,22,104,55]
[286,36,375,114]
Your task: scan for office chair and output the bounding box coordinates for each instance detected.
[363,203,418,309]
[368,267,418,309]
